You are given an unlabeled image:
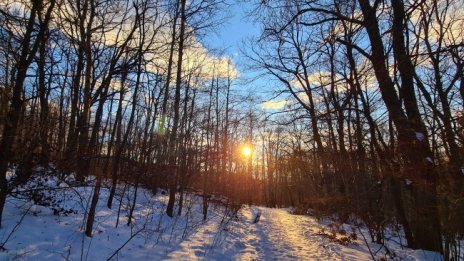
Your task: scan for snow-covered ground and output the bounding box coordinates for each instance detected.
[0,175,443,260]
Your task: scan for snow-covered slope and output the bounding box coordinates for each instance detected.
[0,178,442,260]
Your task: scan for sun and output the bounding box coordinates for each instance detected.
[242,146,252,157]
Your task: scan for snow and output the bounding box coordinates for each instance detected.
[0,175,445,260]
[415,132,425,141]
[405,179,413,186]
[425,157,433,164]
[5,167,16,182]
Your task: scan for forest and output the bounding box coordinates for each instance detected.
[0,0,463,260]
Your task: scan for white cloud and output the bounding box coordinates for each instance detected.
[261,99,290,110]
[182,40,239,80]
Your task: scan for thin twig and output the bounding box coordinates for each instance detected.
[357,226,376,261]
[0,203,32,251]
[106,227,144,261]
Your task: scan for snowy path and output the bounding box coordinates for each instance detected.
[246,206,370,261]
[250,207,341,260]
[167,205,372,260]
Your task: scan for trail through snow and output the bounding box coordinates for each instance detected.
[167,206,372,260]
[249,207,359,260]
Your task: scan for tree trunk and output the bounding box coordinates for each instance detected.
[0,0,55,228]
[166,0,187,218]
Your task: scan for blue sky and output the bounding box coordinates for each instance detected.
[201,2,282,109]
[203,2,259,58]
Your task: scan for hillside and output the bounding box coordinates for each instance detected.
[0,174,440,260]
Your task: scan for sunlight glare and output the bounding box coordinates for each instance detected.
[242,146,252,157]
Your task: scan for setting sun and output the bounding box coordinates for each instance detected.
[242,146,252,157]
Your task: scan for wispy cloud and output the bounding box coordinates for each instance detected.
[261,100,290,110]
